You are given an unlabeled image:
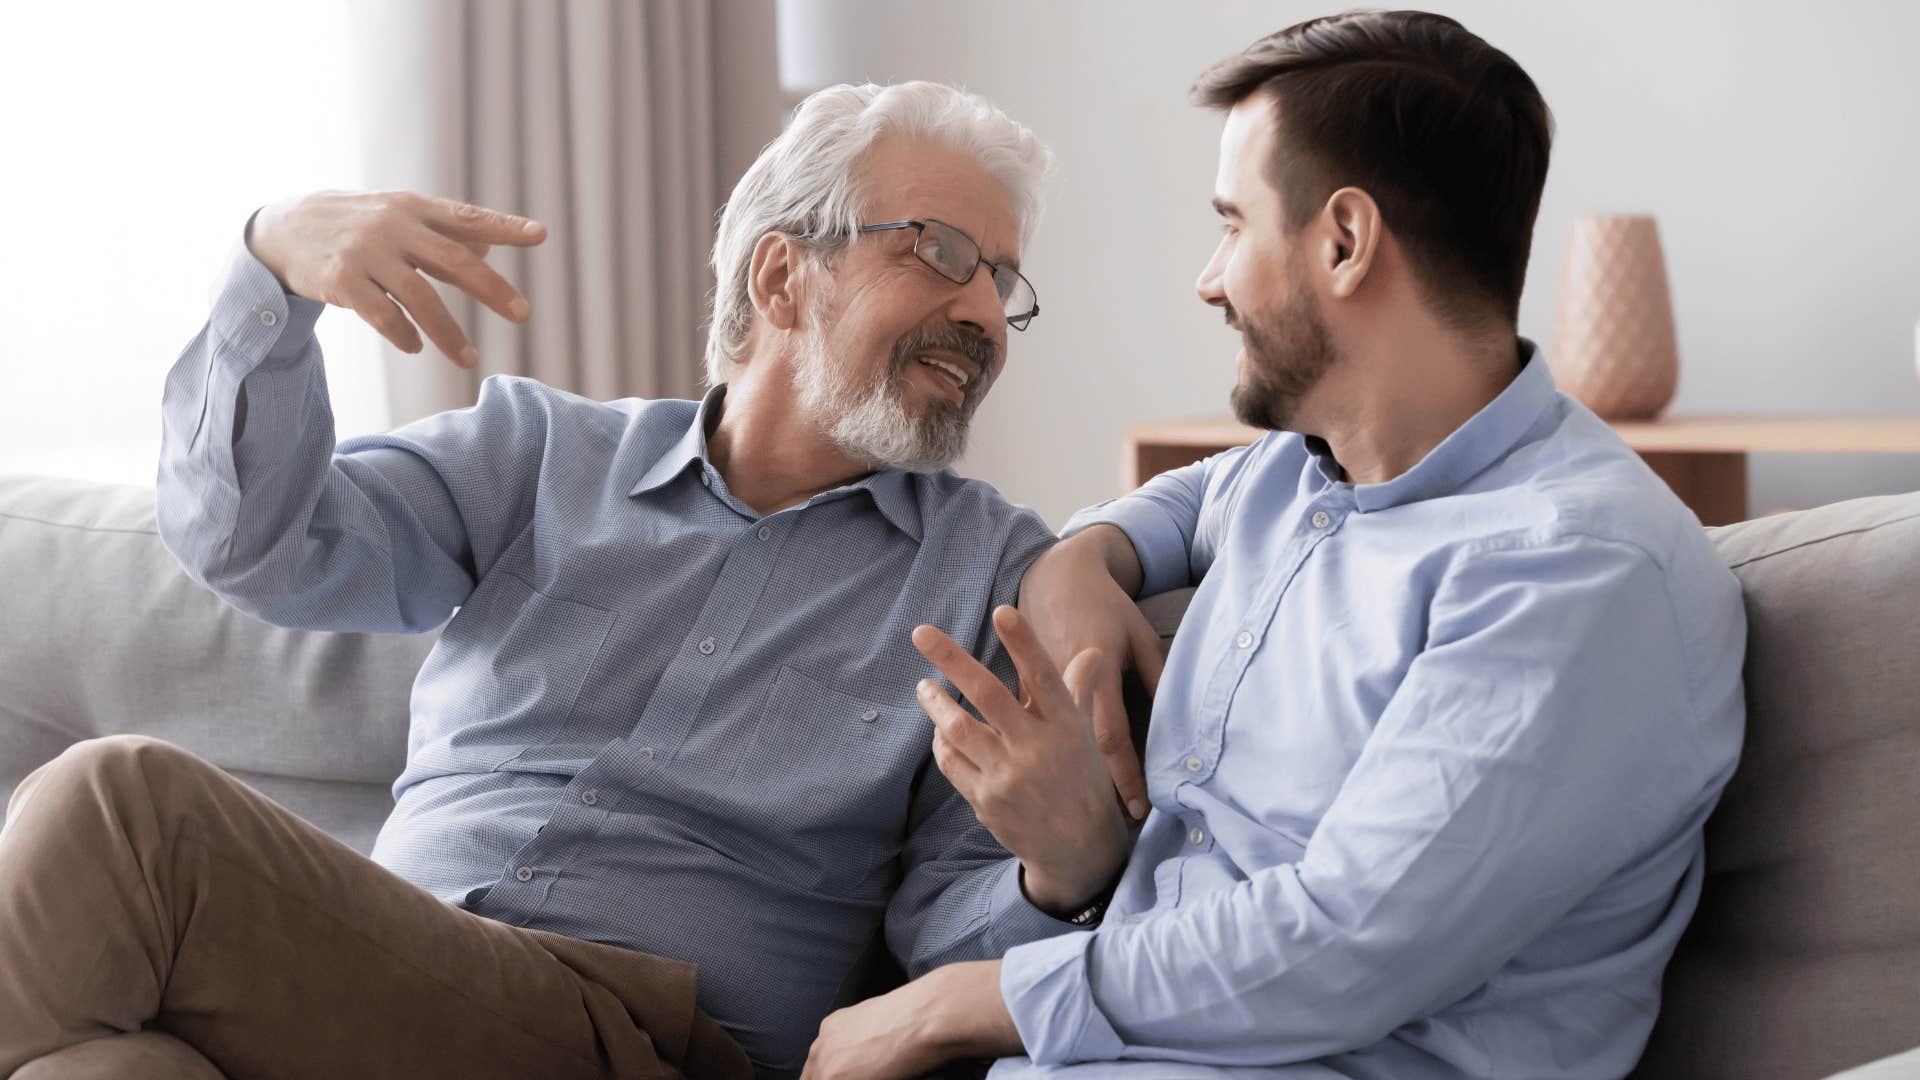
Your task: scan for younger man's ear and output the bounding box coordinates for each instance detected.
[1321,187,1383,301]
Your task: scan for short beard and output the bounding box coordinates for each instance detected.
[1228,278,1338,432]
[790,300,997,472]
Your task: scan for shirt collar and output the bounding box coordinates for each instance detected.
[627,384,925,542]
[852,468,923,542]
[1331,338,1557,513]
[629,385,724,497]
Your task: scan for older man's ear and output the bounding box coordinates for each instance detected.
[747,231,804,332]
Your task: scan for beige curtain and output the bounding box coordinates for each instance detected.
[352,0,729,423]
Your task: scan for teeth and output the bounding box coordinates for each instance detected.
[918,355,969,389]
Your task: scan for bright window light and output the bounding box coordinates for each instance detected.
[0,0,387,486]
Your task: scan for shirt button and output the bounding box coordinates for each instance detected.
[1185,755,1204,773]
[514,866,534,882]
[1235,630,1254,649]
[697,637,716,655]
[1126,914,1146,926]
[1312,510,1331,529]
[580,789,598,806]
[639,746,656,761]
[1189,827,1206,846]
[258,309,278,327]
[861,708,879,722]
[757,526,771,540]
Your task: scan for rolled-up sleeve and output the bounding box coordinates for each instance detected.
[1061,445,1251,597]
[998,535,1739,1066]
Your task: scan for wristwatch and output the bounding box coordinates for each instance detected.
[1066,895,1110,927]
[1064,873,1124,927]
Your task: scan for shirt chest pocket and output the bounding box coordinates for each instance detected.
[416,570,617,770]
[726,665,932,883]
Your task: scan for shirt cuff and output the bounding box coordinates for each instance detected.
[210,236,325,367]
[999,928,1127,1065]
[1061,497,1190,598]
[985,858,1081,954]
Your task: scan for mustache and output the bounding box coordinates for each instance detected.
[1222,304,1242,331]
[889,321,1000,381]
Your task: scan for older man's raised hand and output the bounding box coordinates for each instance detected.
[911,606,1131,916]
[245,190,547,368]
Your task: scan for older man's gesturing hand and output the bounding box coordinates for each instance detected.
[912,606,1131,915]
[246,190,547,368]
[1017,525,1166,825]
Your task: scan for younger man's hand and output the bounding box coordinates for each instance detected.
[912,606,1130,916]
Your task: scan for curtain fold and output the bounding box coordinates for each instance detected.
[353,0,722,424]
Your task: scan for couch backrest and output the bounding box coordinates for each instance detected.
[1632,492,1920,1079]
[6,472,1918,1075]
[0,475,432,846]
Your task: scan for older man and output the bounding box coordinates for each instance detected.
[805,12,1746,1080]
[0,82,1114,1080]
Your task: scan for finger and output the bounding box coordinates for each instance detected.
[339,277,422,355]
[1126,608,1167,697]
[929,725,987,795]
[916,678,1001,762]
[1064,646,1151,820]
[1061,647,1105,706]
[1086,674,1151,821]
[423,195,548,246]
[911,624,1025,727]
[990,605,1077,721]
[406,226,531,323]
[371,262,475,368]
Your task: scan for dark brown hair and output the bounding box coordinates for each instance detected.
[1194,10,1553,329]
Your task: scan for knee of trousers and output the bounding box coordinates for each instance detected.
[12,735,210,824]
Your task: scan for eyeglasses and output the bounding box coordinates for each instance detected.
[856,219,1040,331]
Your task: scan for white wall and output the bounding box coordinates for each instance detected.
[779,0,1920,525]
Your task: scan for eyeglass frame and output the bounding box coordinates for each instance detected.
[855,218,1040,331]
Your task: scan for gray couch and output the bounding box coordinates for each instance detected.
[3,473,1917,1079]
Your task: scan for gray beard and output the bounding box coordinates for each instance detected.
[791,320,979,473]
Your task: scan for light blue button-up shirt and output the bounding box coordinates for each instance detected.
[994,346,1747,1078]
[155,242,1075,1074]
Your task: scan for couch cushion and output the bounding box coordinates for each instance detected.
[1634,493,1920,1079]
[1827,1045,1920,1080]
[0,475,433,852]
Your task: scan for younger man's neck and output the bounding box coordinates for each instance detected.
[1304,331,1521,487]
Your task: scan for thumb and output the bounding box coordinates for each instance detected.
[1061,647,1105,710]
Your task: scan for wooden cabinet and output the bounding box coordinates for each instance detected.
[1126,415,1920,526]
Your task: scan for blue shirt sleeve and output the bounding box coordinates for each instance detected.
[1061,446,1248,597]
[157,235,539,633]
[999,533,1736,1066]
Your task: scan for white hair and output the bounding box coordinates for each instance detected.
[703,80,1052,387]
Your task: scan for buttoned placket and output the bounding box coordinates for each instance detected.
[480,483,798,923]
[1179,496,1349,788]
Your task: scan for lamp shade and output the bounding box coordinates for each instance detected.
[776,0,864,94]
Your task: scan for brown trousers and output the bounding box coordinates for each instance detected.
[0,736,754,1080]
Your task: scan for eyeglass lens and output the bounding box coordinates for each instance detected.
[916,220,1037,328]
